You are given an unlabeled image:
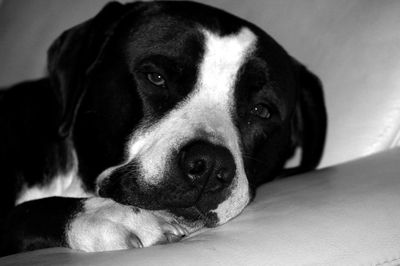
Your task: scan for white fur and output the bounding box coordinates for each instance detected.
[15,150,92,205]
[67,197,187,252]
[284,147,302,168]
[99,27,257,224]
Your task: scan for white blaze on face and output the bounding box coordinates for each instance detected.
[107,27,257,224]
[195,28,256,224]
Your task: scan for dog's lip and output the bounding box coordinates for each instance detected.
[194,205,219,227]
[169,204,219,228]
[176,189,222,227]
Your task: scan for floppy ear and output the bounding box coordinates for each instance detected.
[282,61,327,176]
[48,2,129,138]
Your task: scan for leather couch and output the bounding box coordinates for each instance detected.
[1,1,400,265]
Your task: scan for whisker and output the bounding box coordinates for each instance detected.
[242,153,270,167]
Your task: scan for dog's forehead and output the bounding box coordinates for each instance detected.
[127,16,201,57]
[124,4,260,60]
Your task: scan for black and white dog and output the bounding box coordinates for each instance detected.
[0,1,326,256]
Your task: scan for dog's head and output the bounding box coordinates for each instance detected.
[48,1,326,229]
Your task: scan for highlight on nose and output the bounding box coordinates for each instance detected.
[178,141,236,191]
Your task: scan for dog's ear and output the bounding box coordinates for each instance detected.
[48,2,130,138]
[282,60,327,176]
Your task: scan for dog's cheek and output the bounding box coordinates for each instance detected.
[250,127,293,185]
[99,173,160,209]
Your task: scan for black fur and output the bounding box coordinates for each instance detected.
[0,197,83,256]
[0,79,71,222]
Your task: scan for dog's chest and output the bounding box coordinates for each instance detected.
[15,156,92,205]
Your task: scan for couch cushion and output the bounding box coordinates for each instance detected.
[2,148,400,265]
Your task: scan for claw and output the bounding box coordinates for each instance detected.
[171,221,189,236]
[164,232,184,243]
[127,233,144,248]
[155,220,187,245]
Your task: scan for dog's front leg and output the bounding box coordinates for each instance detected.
[0,197,187,255]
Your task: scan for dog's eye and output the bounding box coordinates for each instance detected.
[250,103,271,119]
[146,72,166,87]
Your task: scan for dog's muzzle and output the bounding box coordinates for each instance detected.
[97,140,237,226]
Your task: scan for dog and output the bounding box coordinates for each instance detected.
[0,1,326,256]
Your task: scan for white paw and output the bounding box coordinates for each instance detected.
[66,197,188,252]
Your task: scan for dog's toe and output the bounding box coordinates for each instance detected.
[150,217,187,245]
[160,221,187,244]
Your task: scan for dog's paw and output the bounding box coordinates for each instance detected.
[66,197,188,252]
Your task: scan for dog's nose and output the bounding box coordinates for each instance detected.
[179,141,236,191]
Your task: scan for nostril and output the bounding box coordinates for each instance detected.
[188,159,207,176]
[215,168,229,183]
[179,142,215,184]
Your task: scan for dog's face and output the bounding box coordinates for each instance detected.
[49,1,326,229]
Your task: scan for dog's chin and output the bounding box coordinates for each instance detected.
[169,200,243,229]
[169,206,220,230]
